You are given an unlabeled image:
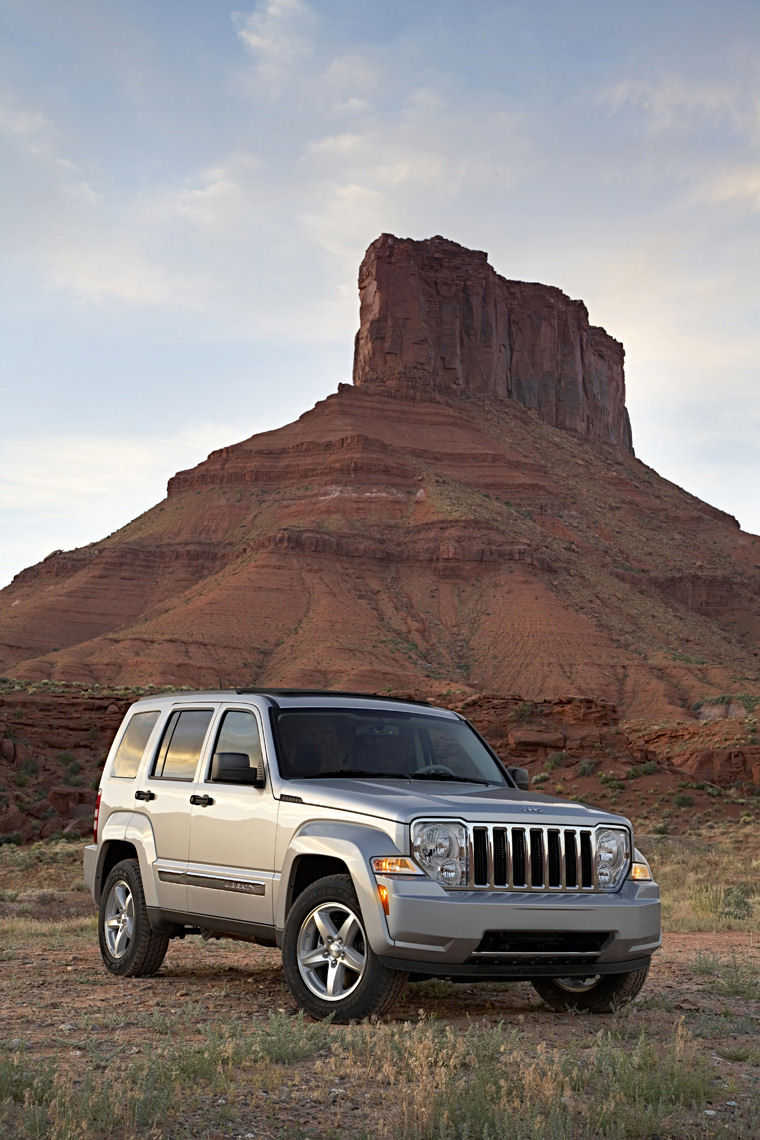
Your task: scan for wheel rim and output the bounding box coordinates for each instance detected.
[103,879,135,959]
[296,900,367,1002]
[553,975,601,993]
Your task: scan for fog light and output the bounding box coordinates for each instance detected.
[439,860,462,883]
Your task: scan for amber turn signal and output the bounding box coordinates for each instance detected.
[630,861,652,881]
[370,856,421,875]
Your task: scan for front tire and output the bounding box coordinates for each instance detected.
[282,874,406,1022]
[98,858,169,977]
[532,964,650,1012]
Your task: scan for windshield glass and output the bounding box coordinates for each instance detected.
[273,708,508,785]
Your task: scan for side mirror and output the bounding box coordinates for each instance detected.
[508,766,530,791]
[211,751,266,788]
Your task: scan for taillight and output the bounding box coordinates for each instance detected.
[93,790,102,844]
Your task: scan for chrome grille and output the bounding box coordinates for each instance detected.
[470,825,596,891]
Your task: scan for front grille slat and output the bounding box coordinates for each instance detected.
[494,827,507,886]
[513,828,526,887]
[466,824,600,891]
[554,829,565,890]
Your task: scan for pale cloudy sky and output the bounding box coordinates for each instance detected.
[2,0,759,588]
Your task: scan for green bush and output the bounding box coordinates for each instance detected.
[544,751,566,772]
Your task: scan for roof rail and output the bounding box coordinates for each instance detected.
[234,688,430,707]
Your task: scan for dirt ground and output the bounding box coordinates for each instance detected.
[2,886,759,1139]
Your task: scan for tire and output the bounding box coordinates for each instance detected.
[98,858,169,977]
[282,874,407,1022]
[532,964,650,1013]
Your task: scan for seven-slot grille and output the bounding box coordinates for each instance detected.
[470,824,596,891]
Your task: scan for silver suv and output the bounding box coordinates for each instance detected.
[84,690,660,1021]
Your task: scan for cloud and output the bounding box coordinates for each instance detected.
[0,99,52,142]
[597,75,748,133]
[233,0,315,93]
[699,164,760,210]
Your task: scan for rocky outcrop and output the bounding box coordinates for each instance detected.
[353,234,633,451]
[0,690,129,841]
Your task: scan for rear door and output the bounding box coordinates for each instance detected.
[142,706,216,912]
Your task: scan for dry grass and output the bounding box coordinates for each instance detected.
[644,829,760,933]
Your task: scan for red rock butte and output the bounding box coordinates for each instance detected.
[353,235,632,451]
[1,233,759,722]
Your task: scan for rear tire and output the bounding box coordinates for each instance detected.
[532,964,650,1012]
[98,858,169,977]
[282,874,406,1022]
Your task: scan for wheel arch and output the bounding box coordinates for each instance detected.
[96,840,139,902]
[287,854,351,912]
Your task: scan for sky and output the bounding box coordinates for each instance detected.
[2,0,759,589]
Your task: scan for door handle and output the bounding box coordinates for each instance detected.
[135,789,155,802]
[189,794,214,807]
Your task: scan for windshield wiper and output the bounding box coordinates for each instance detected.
[299,769,412,780]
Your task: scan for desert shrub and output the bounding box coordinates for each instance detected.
[544,751,567,772]
[689,950,760,1000]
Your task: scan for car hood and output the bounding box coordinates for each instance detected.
[278,778,629,828]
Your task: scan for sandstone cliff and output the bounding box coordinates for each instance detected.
[353,234,632,451]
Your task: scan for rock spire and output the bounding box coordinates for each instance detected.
[352,233,633,452]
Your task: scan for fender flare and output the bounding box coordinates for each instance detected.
[278,819,403,954]
[96,812,160,908]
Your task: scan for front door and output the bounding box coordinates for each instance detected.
[186,707,277,927]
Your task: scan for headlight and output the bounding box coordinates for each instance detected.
[594,827,630,891]
[411,820,468,887]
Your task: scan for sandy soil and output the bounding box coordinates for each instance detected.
[2,888,759,1138]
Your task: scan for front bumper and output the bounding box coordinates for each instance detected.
[373,874,661,976]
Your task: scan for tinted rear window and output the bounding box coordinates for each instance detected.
[152,709,213,780]
[111,711,160,779]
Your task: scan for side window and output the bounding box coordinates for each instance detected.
[208,710,263,783]
[152,709,213,781]
[110,711,160,779]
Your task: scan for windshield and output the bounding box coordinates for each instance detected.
[273,708,508,785]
